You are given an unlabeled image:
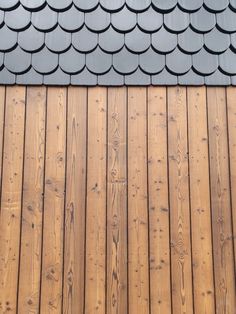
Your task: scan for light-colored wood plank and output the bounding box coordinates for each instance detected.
[0,86,5,192]
[167,86,193,314]
[187,87,215,314]
[147,86,171,314]
[18,87,46,313]
[0,86,26,313]
[63,87,87,314]
[107,87,128,314]
[128,87,149,314]
[207,87,236,314]
[85,87,107,314]
[226,87,236,269]
[40,87,67,313]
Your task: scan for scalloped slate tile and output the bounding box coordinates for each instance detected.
[219,48,236,74]
[164,6,189,33]
[85,6,110,32]
[166,48,192,74]
[0,0,236,86]
[71,68,97,85]
[58,6,84,31]
[126,0,151,12]
[152,68,178,85]
[45,26,71,52]
[178,28,203,53]
[152,0,177,12]
[152,27,177,53]
[32,5,57,31]
[178,69,204,85]
[72,26,98,52]
[112,6,136,32]
[44,68,70,85]
[20,0,46,10]
[0,25,17,52]
[205,28,230,53]
[205,69,231,85]
[5,5,30,31]
[99,27,124,53]
[0,0,19,10]
[204,0,229,12]
[98,68,124,85]
[138,7,163,32]
[125,27,150,53]
[100,0,125,12]
[16,68,43,85]
[217,7,236,33]
[18,25,45,52]
[113,47,139,74]
[191,7,215,33]
[140,47,165,74]
[178,0,203,12]
[86,47,112,74]
[125,68,151,85]
[193,48,218,75]
[0,68,15,84]
[47,0,72,11]
[32,47,58,74]
[60,47,85,74]
[73,0,98,12]
[5,46,31,74]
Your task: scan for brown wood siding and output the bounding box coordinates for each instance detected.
[0,86,235,314]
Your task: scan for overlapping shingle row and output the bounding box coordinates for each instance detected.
[0,0,236,85]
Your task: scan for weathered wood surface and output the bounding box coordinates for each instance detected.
[0,86,235,314]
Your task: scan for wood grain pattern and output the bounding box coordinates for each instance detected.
[207,87,236,314]
[167,86,193,314]
[107,87,128,314]
[40,88,67,314]
[85,87,107,314]
[226,87,236,269]
[18,87,46,313]
[187,87,215,314]
[148,86,171,314]
[63,87,87,314]
[0,86,235,314]
[0,86,26,313]
[128,87,149,314]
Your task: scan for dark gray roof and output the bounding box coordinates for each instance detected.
[0,0,236,85]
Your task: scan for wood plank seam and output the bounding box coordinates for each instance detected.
[205,87,217,313]
[225,87,236,293]
[38,86,48,314]
[166,87,173,314]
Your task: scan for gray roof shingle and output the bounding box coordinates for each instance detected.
[0,0,236,85]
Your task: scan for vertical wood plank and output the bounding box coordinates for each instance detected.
[0,86,26,313]
[148,86,171,314]
[18,87,46,313]
[187,87,215,314]
[40,87,67,314]
[107,87,128,314]
[167,86,193,314]
[226,87,236,268]
[207,87,236,314]
[128,87,149,314]
[0,86,5,192]
[85,87,107,314]
[63,87,87,314]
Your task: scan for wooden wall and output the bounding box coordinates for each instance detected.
[0,86,235,314]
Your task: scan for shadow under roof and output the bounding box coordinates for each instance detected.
[0,0,236,85]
